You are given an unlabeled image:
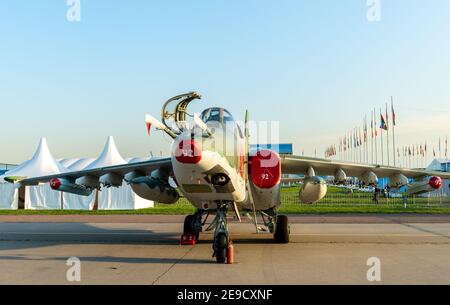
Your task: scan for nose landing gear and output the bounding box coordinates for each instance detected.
[211,202,230,264]
[182,202,235,264]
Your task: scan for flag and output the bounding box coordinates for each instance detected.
[446,137,448,158]
[385,103,389,130]
[374,110,378,137]
[439,138,442,156]
[371,113,374,138]
[391,100,396,126]
[364,117,368,142]
[360,128,363,146]
[380,114,388,131]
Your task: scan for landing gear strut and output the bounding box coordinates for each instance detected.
[211,202,230,264]
[182,204,232,264]
[246,208,290,244]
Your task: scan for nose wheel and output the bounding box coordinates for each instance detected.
[214,233,228,264]
[211,202,231,264]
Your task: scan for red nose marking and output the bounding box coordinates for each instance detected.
[50,178,61,190]
[429,176,443,190]
[175,140,202,164]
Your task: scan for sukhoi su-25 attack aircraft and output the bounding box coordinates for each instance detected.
[8,92,450,263]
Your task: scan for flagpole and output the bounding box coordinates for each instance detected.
[365,116,369,164]
[391,97,396,167]
[360,127,363,163]
[380,108,384,165]
[386,103,390,166]
[371,110,374,164]
[374,108,378,164]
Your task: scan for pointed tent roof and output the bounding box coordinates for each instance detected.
[68,158,96,171]
[84,136,126,170]
[0,138,68,182]
[128,157,152,164]
[59,158,80,168]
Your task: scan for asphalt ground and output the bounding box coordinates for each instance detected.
[1,214,450,284]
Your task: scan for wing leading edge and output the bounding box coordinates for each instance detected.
[9,158,173,187]
[280,155,450,179]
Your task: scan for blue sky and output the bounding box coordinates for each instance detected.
[1,0,449,164]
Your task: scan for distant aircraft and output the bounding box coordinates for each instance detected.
[8,92,450,263]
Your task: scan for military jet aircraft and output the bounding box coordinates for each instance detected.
[9,92,450,263]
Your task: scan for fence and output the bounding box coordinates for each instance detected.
[167,185,450,211]
[281,185,450,208]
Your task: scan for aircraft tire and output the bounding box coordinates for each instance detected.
[215,233,228,264]
[274,215,290,244]
[183,215,200,241]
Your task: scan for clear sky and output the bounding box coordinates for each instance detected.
[1,0,449,164]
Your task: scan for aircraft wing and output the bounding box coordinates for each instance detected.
[280,154,450,179]
[7,158,173,186]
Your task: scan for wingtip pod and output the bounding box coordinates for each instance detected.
[3,176,26,184]
[3,176,27,189]
[145,114,166,131]
[145,113,177,139]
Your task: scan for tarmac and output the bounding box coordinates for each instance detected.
[1,214,450,285]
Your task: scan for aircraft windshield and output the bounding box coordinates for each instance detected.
[201,108,235,125]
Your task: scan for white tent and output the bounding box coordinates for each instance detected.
[68,158,95,171]
[60,158,96,211]
[59,158,80,168]
[128,157,151,164]
[94,137,154,210]
[85,136,127,170]
[0,183,18,210]
[0,138,67,210]
[0,165,17,210]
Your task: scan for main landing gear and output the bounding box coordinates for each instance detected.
[182,209,205,244]
[247,208,290,244]
[182,204,290,263]
[273,215,290,244]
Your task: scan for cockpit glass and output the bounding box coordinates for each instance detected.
[201,108,235,124]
